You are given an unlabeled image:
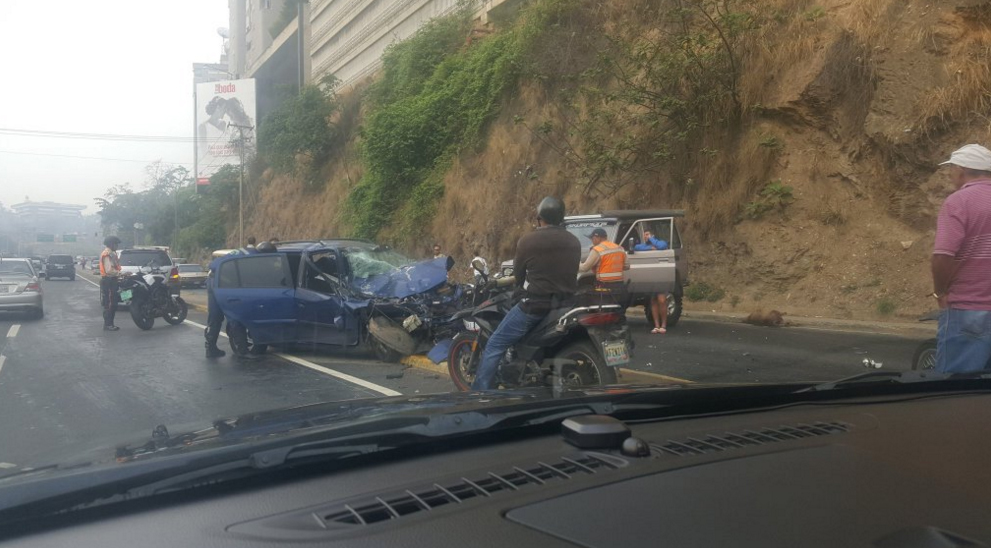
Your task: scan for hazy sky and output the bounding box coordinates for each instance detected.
[0,1,229,213]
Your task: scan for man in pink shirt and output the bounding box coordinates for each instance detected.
[932,144,991,373]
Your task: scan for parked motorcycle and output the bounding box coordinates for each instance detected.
[441,276,631,391]
[118,267,188,330]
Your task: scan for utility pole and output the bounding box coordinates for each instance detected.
[297,1,307,91]
[229,123,254,248]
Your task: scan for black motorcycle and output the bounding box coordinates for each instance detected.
[443,276,632,391]
[118,268,188,330]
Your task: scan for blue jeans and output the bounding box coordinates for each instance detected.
[936,308,991,374]
[471,304,545,390]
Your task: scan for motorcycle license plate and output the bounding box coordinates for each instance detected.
[602,340,630,367]
[119,289,133,301]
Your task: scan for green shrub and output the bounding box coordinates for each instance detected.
[743,179,794,219]
[685,281,726,302]
[258,77,340,182]
[345,0,562,239]
[876,297,897,316]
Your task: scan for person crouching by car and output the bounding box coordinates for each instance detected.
[203,242,270,359]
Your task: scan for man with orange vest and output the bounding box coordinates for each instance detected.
[99,235,123,331]
[579,227,627,305]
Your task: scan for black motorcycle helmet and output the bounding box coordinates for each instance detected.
[256,241,277,253]
[103,235,121,248]
[536,196,565,226]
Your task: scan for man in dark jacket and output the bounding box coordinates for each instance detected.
[471,197,580,390]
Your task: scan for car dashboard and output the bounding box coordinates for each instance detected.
[3,391,991,548]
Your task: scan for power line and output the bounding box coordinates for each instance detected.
[0,149,193,166]
[0,127,196,143]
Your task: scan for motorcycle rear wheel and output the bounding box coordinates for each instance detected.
[163,297,188,325]
[555,341,617,387]
[912,338,937,370]
[130,299,155,331]
[448,332,481,391]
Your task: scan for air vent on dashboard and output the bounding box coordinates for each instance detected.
[322,454,621,527]
[649,421,851,457]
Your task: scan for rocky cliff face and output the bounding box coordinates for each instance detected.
[244,0,991,320]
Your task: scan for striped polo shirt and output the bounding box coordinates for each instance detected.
[933,179,991,309]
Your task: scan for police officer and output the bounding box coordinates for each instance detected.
[99,236,123,331]
[578,227,627,306]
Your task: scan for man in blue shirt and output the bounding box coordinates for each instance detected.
[633,230,670,334]
[634,230,668,252]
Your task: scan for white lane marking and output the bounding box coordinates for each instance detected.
[0,354,5,376]
[183,319,401,397]
[0,462,16,469]
[6,325,19,338]
[78,275,100,289]
[274,353,402,397]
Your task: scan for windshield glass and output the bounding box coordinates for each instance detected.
[0,0,980,503]
[119,251,171,268]
[344,247,413,279]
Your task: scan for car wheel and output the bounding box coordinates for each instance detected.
[912,339,937,371]
[28,307,44,320]
[226,322,262,358]
[371,340,404,363]
[447,332,480,391]
[554,341,617,387]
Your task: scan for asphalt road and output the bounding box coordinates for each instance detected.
[0,273,932,470]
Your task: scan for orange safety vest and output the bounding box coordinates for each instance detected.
[99,248,120,277]
[592,241,626,283]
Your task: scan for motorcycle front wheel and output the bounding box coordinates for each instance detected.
[448,332,481,391]
[130,299,155,331]
[555,341,617,387]
[163,296,188,325]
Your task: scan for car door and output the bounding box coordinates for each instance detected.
[294,250,348,346]
[619,218,678,296]
[213,254,297,345]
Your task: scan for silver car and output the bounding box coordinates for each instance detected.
[0,258,44,320]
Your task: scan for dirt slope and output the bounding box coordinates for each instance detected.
[244,0,991,321]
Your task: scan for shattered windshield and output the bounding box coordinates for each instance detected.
[344,247,413,279]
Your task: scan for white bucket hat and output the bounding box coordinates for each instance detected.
[940,144,991,171]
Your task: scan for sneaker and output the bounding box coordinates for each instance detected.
[104,325,120,331]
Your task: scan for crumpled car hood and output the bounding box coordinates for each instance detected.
[350,257,449,299]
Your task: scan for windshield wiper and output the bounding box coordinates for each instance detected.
[0,402,602,523]
[796,370,991,393]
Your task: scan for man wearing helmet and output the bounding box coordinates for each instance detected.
[471,196,581,390]
[99,236,123,331]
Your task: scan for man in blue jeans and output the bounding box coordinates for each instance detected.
[471,197,581,390]
[932,144,991,373]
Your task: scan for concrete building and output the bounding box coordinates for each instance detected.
[227,0,524,108]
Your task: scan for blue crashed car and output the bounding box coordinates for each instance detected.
[212,239,464,360]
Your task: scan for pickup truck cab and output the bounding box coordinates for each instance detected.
[502,209,688,327]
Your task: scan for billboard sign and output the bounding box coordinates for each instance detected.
[194,78,256,182]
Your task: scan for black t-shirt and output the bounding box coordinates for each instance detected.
[514,225,580,315]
